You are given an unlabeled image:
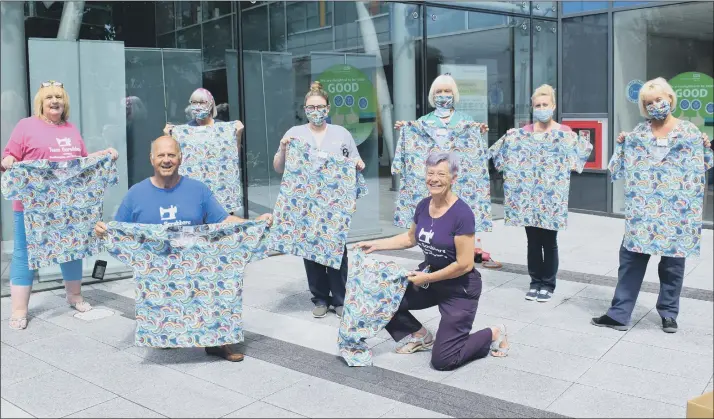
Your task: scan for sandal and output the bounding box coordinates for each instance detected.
[67,298,93,313]
[396,330,434,354]
[9,316,28,330]
[490,324,509,357]
[482,259,503,269]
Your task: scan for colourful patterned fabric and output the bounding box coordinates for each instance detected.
[338,250,409,367]
[103,221,269,348]
[609,121,713,257]
[172,121,242,213]
[267,138,367,269]
[1,155,117,269]
[392,121,492,231]
[490,129,592,231]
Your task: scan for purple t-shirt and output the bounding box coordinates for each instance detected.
[413,197,475,270]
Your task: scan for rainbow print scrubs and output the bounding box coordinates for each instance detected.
[490,128,592,231]
[104,221,268,348]
[609,121,713,257]
[267,138,367,270]
[1,154,117,269]
[392,121,492,231]
[338,250,409,367]
[172,121,243,213]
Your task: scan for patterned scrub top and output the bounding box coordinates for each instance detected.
[338,250,409,367]
[1,155,118,269]
[172,121,243,213]
[267,138,367,269]
[609,120,713,257]
[392,120,492,231]
[490,128,592,231]
[103,221,269,348]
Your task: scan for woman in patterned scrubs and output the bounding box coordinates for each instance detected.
[592,77,712,334]
[1,81,118,330]
[273,81,366,320]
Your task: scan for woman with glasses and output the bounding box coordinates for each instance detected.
[1,81,118,330]
[273,81,365,319]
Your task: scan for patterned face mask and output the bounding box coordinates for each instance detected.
[434,95,454,117]
[306,108,328,126]
[533,108,554,123]
[190,104,211,120]
[646,100,671,120]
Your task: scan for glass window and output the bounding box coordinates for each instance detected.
[613,1,651,8]
[426,7,532,203]
[431,1,530,15]
[269,2,287,52]
[613,2,714,222]
[531,2,557,17]
[202,1,232,21]
[562,14,608,114]
[202,15,232,70]
[176,25,201,50]
[178,1,201,28]
[242,5,269,51]
[155,1,176,35]
[532,19,557,90]
[240,2,423,239]
[562,1,608,15]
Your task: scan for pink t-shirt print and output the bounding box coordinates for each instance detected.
[2,116,88,211]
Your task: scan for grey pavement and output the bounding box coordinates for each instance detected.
[1,212,713,418]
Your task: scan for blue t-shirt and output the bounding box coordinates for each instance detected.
[114,177,228,226]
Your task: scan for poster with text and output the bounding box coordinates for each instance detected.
[669,72,713,139]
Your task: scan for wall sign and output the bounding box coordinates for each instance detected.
[669,72,713,138]
[626,79,644,104]
[563,118,607,170]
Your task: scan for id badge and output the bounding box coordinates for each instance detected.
[656,137,668,147]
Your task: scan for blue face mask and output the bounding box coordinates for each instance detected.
[434,95,454,117]
[646,100,671,120]
[306,108,328,126]
[533,108,554,123]
[190,104,210,120]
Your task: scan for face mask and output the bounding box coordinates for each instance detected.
[646,100,671,120]
[306,108,328,126]
[533,108,554,123]
[433,95,454,117]
[190,104,210,120]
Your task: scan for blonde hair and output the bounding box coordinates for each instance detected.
[189,88,217,118]
[531,84,556,106]
[304,81,330,105]
[33,85,70,121]
[638,77,677,118]
[428,75,460,107]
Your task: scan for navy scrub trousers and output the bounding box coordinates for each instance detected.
[606,244,686,325]
[303,246,348,308]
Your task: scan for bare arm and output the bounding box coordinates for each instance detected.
[354,223,417,253]
[273,137,293,174]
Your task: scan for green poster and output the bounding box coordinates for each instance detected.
[669,72,713,139]
[317,64,376,146]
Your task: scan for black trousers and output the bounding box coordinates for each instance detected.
[303,247,348,307]
[525,227,559,292]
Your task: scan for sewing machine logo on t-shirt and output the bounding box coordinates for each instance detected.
[160,205,178,221]
[341,145,349,157]
[418,228,435,245]
[48,137,82,155]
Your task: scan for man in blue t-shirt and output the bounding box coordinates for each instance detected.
[95,135,271,362]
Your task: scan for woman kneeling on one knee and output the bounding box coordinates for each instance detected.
[355,151,509,371]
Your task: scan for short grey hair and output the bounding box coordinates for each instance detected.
[425,151,460,176]
[428,75,460,107]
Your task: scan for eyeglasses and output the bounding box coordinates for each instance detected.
[41,81,63,88]
[190,100,209,106]
[304,105,328,111]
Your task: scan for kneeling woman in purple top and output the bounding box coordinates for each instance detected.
[355,151,509,371]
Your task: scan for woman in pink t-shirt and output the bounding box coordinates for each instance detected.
[1,81,118,330]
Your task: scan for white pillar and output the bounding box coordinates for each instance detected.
[57,1,85,40]
[1,1,29,242]
[390,3,417,167]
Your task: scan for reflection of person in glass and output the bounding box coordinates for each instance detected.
[354,152,509,371]
[1,81,119,331]
[94,136,272,362]
[273,81,365,319]
[592,78,711,334]
[163,88,244,149]
[511,84,573,303]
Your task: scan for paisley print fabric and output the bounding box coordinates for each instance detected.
[172,121,242,213]
[338,250,409,367]
[103,221,269,348]
[392,121,492,231]
[267,138,367,270]
[490,129,592,231]
[1,155,117,269]
[609,121,713,257]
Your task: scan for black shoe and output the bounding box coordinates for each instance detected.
[591,315,629,331]
[661,317,678,333]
